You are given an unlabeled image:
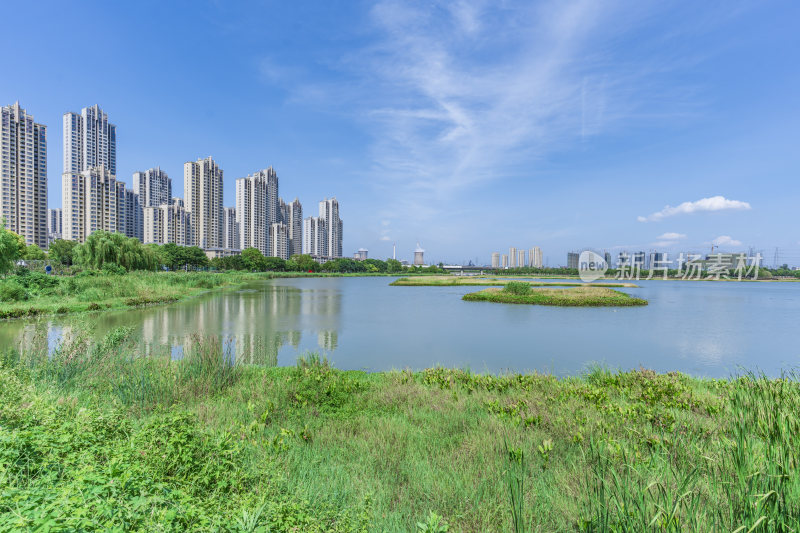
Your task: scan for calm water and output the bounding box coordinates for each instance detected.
[2,277,798,377]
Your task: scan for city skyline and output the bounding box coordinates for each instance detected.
[1,2,799,265]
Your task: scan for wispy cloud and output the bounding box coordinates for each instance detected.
[638,196,751,222]
[712,235,742,247]
[657,232,687,240]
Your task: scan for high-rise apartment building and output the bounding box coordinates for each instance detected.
[48,208,62,242]
[302,216,326,256]
[491,252,500,268]
[529,247,543,268]
[122,188,143,241]
[132,167,171,207]
[517,249,525,269]
[62,165,119,241]
[567,252,579,269]
[184,156,223,249]
[319,197,342,258]
[509,247,518,268]
[287,198,302,257]
[501,254,508,268]
[143,197,191,246]
[235,167,277,255]
[63,105,116,175]
[222,206,239,250]
[269,222,289,260]
[1,103,48,247]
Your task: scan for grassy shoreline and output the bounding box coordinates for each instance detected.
[0,271,428,321]
[1,329,797,531]
[463,286,649,307]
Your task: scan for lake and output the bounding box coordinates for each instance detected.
[1,276,798,377]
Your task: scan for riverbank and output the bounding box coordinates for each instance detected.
[463,286,649,307]
[0,271,433,321]
[1,329,797,531]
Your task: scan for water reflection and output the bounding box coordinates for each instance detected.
[1,280,342,367]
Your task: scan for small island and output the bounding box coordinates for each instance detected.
[462,282,648,307]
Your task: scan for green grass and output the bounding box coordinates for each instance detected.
[462,285,648,307]
[1,328,798,531]
[390,276,636,288]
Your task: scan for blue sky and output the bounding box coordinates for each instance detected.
[2,0,798,265]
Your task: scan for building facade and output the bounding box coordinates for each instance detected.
[222,206,239,250]
[235,167,278,256]
[269,222,289,260]
[509,247,518,268]
[122,188,143,241]
[302,216,326,257]
[529,247,543,268]
[184,156,223,249]
[319,197,342,258]
[1,103,48,248]
[287,198,302,257]
[517,249,525,269]
[567,252,579,270]
[62,165,120,241]
[143,197,191,246]
[48,208,62,243]
[63,105,116,175]
[491,252,500,268]
[132,167,171,207]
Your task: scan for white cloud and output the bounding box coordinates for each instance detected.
[638,196,751,222]
[379,235,391,241]
[712,235,742,247]
[656,232,686,240]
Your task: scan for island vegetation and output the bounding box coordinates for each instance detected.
[1,327,797,531]
[390,276,637,288]
[462,282,648,307]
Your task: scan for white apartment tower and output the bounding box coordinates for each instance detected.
[319,197,342,258]
[123,188,143,241]
[529,247,543,268]
[133,167,171,207]
[143,197,191,246]
[1,103,48,248]
[509,247,517,268]
[63,105,116,175]
[491,252,500,268]
[269,222,289,260]
[184,156,223,249]
[287,198,302,257]
[302,216,326,256]
[62,165,119,240]
[518,249,525,269]
[235,167,278,256]
[48,208,62,242]
[222,206,239,250]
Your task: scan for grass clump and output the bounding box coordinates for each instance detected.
[463,285,648,307]
[2,332,800,530]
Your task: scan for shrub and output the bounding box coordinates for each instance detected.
[503,282,531,295]
[0,281,29,302]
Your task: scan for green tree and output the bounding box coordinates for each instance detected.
[0,221,26,275]
[74,231,159,271]
[386,258,403,273]
[241,247,266,271]
[291,254,320,272]
[184,246,209,270]
[48,239,78,266]
[263,256,287,271]
[23,244,47,260]
[363,258,387,272]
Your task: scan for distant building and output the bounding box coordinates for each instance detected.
[649,252,665,270]
[567,252,579,270]
[354,248,368,260]
[491,252,500,268]
[1,103,48,248]
[302,216,326,257]
[122,187,143,241]
[319,197,342,258]
[517,249,525,269]
[633,251,646,269]
[143,197,191,246]
[414,243,425,265]
[63,104,116,175]
[529,247,543,268]
[235,168,276,256]
[287,198,302,257]
[63,165,119,242]
[604,251,612,269]
[132,167,171,208]
[269,222,289,260]
[501,254,508,268]
[48,208,62,243]
[222,206,239,250]
[509,247,517,268]
[185,156,223,249]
